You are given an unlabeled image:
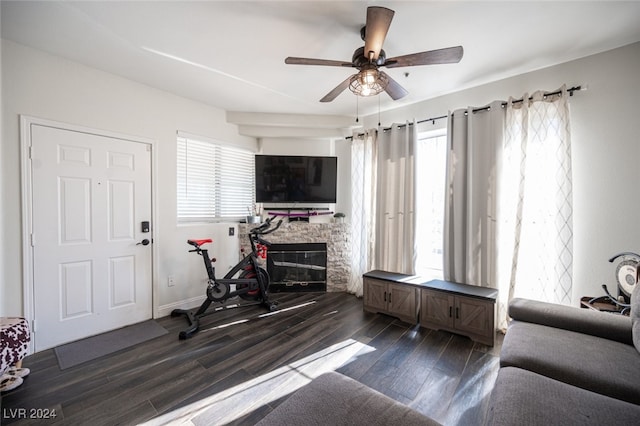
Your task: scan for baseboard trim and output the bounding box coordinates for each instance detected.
[157,296,204,318]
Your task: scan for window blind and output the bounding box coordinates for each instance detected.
[177,135,254,222]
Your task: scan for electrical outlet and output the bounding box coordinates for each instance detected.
[228,227,235,236]
[168,275,175,287]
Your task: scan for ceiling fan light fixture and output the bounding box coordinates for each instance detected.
[285,7,462,102]
[349,67,388,97]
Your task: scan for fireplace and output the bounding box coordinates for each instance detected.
[268,243,327,292]
[239,222,350,292]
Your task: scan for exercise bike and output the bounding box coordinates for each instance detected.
[171,217,282,339]
[586,252,638,316]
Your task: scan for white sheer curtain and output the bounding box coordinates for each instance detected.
[349,122,418,296]
[443,87,573,331]
[443,102,505,287]
[349,130,377,297]
[374,122,418,275]
[496,86,573,330]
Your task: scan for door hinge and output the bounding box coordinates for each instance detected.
[29,145,33,159]
[32,319,36,333]
[30,233,35,247]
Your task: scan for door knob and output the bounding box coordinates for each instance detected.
[136,239,150,246]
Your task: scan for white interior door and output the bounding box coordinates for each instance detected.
[30,124,153,351]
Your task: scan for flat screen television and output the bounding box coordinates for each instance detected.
[255,155,337,204]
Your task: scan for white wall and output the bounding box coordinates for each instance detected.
[0,18,4,316]
[362,41,640,304]
[258,137,350,221]
[0,40,259,316]
[3,38,639,319]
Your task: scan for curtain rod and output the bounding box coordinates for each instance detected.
[346,85,582,140]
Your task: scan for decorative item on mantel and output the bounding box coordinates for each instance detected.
[265,209,334,223]
[333,212,346,223]
[246,203,262,224]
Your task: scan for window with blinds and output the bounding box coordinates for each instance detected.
[177,134,255,222]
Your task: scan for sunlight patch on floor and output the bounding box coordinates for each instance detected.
[201,318,249,331]
[140,338,374,425]
[198,301,318,334]
[258,300,317,318]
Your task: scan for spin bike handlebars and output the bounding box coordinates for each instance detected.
[249,217,282,236]
[250,218,282,248]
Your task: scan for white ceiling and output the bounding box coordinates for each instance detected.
[2,1,640,121]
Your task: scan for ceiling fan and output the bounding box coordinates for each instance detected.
[285,6,463,102]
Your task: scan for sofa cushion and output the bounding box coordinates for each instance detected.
[501,321,640,404]
[255,371,440,426]
[508,297,632,344]
[486,367,640,425]
[631,283,640,353]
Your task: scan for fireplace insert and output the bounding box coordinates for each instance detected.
[268,243,327,292]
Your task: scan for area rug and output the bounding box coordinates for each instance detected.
[54,320,168,370]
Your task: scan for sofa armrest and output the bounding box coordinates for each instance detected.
[508,298,633,345]
[255,372,440,426]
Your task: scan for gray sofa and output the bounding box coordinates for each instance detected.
[486,284,640,425]
[256,371,440,426]
[257,286,640,426]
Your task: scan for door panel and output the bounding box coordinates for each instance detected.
[59,177,92,244]
[388,284,415,319]
[59,260,93,319]
[455,295,491,337]
[109,256,136,307]
[363,278,387,313]
[421,289,454,328]
[31,124,152,351]
[109,180,135,240]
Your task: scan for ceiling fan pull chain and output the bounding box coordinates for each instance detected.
[378,95,381,126]
[356,96,359,123]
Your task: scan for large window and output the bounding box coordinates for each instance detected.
[414,129,447,279]
[177,133,254,222]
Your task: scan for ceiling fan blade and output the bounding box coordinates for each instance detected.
[320,76,353,102]
[363,6,394,61]
[285,57,353,67]
[385,46,464,68]
[380,71,408,100]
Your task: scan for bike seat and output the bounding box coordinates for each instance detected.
[187,239,212,247]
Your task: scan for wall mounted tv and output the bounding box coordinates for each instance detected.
[255,155,337,204]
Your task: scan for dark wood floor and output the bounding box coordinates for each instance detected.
[1,292,502,426]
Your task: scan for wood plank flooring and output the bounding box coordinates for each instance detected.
[1,292,502,426]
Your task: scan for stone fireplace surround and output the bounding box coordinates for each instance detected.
[238,222,351,292]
